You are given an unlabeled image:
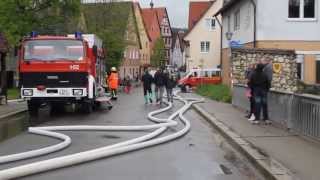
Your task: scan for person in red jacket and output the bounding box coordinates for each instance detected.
[107,67,119,100]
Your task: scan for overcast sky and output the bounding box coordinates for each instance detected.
[138,0,189,28]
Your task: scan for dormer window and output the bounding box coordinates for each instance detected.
[205,18,216,30]
[289,0,315,19]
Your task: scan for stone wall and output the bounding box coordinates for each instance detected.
[231,48,298,92]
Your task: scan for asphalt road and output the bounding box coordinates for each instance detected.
[0,88,263,180]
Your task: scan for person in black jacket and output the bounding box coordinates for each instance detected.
[165,73,176,103]
[154,69,166,105]
[141,70,154,104]
[246,64,256,120]
[249,63,271,124]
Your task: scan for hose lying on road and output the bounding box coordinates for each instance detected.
[0,92,203,179]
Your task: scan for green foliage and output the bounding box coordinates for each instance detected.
[0,1,132,69]
[151,38,166,68]
[81,2,131,69]
[7,88,20,100]
[0,0,81,45]
[196,84,232,103]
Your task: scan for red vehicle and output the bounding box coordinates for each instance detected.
[19,32,107,115]
[178,68,222,90]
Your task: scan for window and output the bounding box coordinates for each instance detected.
[205,18,216,30]
[123,50,127,58]
[125,31,129,40]
[234,10,240,31]
[200,41,210,53]
[289,0,300,18]
[305,0,315,18]
[130,50,133,59]
[23,40,84,61]
[289,0,315,19]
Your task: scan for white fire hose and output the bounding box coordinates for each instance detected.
[0,92,203,179]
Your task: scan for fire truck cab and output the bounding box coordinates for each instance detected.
[19,32,108,115]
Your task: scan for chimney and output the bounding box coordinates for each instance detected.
[150,0,154,9]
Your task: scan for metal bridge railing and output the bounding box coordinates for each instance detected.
[232,85,320,140]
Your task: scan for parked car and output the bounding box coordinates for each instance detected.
[178,68,222,91]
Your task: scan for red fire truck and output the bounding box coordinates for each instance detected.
[19,32,109,115]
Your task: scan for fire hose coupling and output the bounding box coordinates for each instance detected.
[0,91,203,179]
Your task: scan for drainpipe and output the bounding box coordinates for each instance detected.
[214,15,223,69]
[249,0,257,48]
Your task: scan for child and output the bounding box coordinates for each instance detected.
[124,76,132,94]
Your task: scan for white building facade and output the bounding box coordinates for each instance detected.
[220,0,320,85]
[184,0,223,71]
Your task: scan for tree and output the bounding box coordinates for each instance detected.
[81,2,131,70]
[151,38,166,68]
[0,0,81,46]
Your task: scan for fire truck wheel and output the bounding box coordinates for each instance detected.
[82,102,93,114]
[27,101,40,116]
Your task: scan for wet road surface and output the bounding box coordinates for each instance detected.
[0,88,264,180]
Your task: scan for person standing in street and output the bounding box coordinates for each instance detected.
[141,70,153,104]
[165,73,176,103]
[124,75,132,94]
[249,64,271,124]
[135,72,139,82]
[262,57,273,83]
[108,67,119,100]
[154,68,166,105]
[262,57,273,123]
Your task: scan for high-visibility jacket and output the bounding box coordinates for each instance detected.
[108,72,119,89]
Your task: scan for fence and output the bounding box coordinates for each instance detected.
[232,85,320,140]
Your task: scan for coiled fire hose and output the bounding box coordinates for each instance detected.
[0,91,203,179]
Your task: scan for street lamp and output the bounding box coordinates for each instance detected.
[225,31,233,42]
[225,31,234,57]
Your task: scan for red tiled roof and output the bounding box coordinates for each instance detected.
[141,8,161,48]
[153,7,166,24]
[188,1,213,30]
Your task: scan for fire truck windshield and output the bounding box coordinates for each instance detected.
[23,40,84,61]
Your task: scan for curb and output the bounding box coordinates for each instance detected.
[0,109,28,121]
[7,99,24,103]
[0,109,29,143]
[193,104,296,180]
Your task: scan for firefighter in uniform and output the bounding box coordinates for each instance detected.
[107,67,119,100]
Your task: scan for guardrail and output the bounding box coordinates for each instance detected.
[232,85,320,140]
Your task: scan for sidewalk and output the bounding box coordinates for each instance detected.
[0,101,27,119]
[189,93,320,180]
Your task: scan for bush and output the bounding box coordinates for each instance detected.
[196,84,232,103]
[7,88,20,100]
